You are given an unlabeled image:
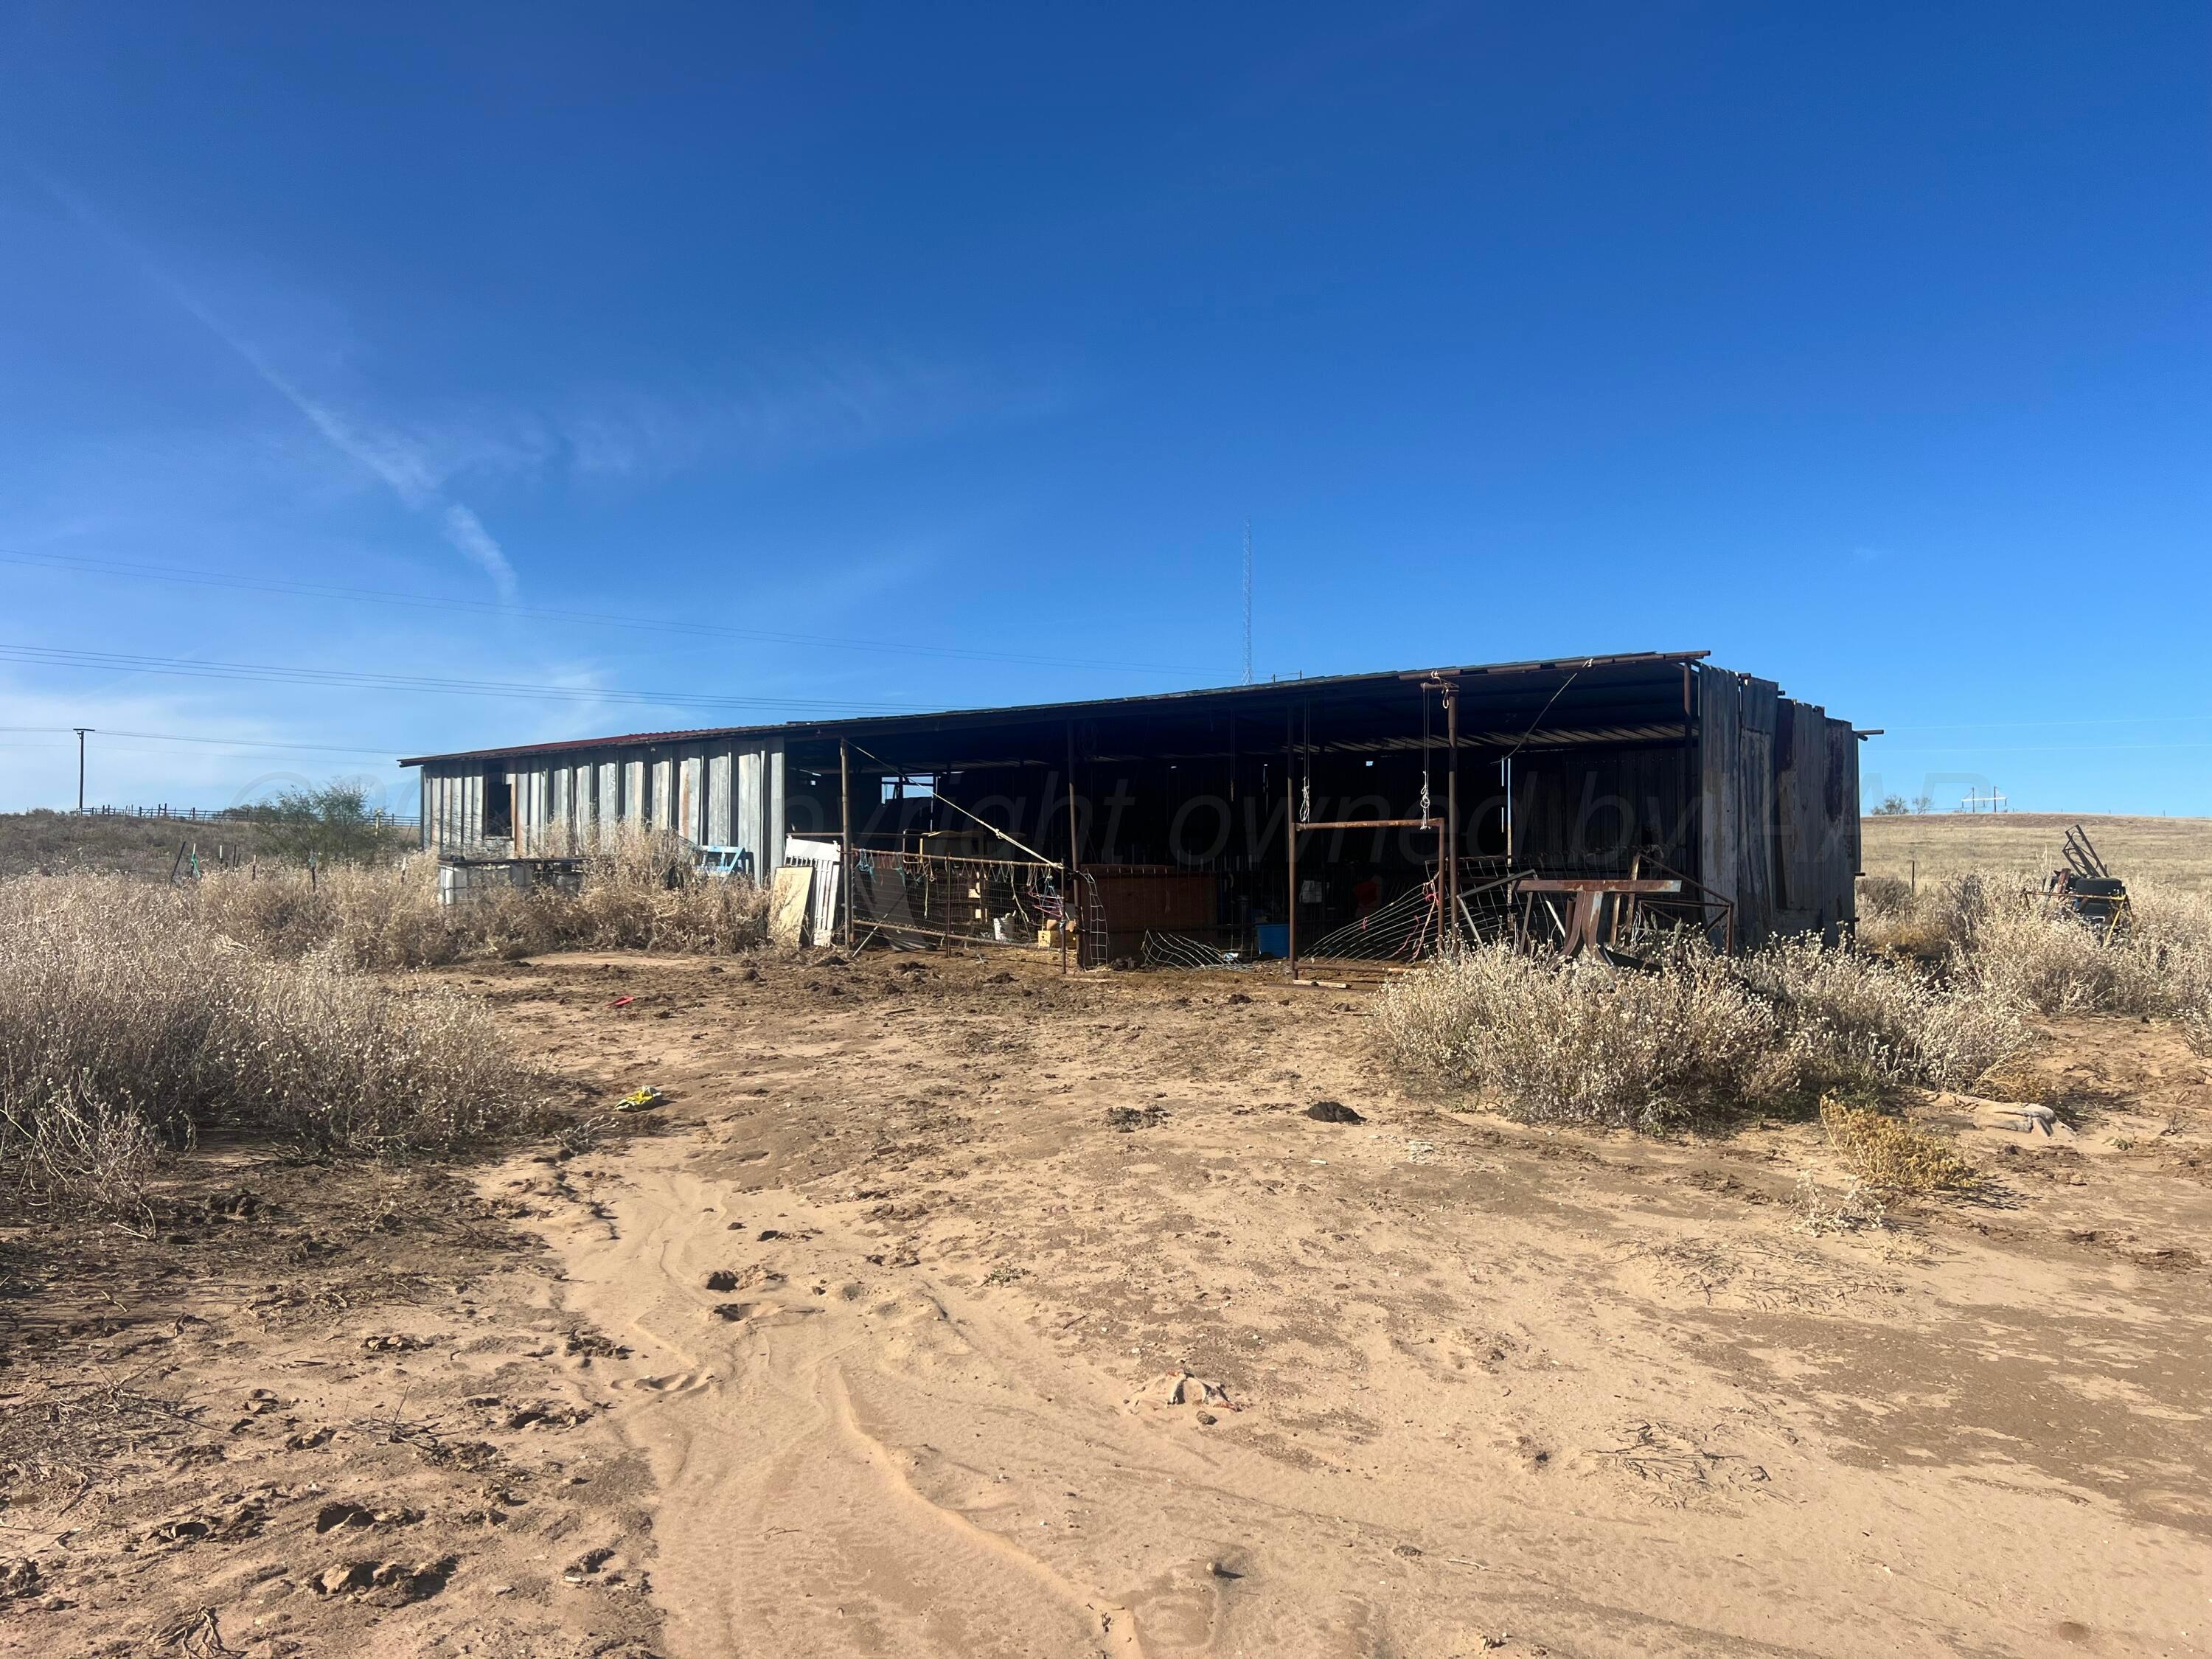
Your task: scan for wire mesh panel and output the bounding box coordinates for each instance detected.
[849,850,1105,966]
[1141,931,1258,970]
[1303,881,1447,962]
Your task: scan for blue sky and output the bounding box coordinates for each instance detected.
[1,2,2205,817]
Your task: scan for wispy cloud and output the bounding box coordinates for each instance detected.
[554,351,1071,485]
[438,504,518,602]
[34,174,522,602]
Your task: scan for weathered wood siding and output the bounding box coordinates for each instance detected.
[1697,668,1860,945]
[1509,745,1694,874]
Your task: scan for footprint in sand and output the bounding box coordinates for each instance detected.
[709,1300,819,1329]
[633,1371,715,1396]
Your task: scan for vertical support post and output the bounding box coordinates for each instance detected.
[1436,820,1448,950]
[838,739,853,952]
[1286,759,1299,980]
[1682,658,1701,944]
[1503,756,1514,864]
[74,728,91,813]
[1063,721,1077,975]
[1443,682,1459,947]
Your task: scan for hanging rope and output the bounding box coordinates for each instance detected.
[1298,703,1312,824]
[1501,659,1596,762]
[1419,682,1433,823]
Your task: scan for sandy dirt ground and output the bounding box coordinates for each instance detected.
[6,947,2211,1658]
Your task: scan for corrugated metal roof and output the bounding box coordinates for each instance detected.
[397,650,1710,767]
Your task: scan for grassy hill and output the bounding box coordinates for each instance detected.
[1860,811,2212,893]
[0,810,411,880]
[0,810,288,880]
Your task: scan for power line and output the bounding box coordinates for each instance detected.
[1876,714,2212,733]
[1,547,1211,675]
[0,725,400,757]
[0,641,914,715]
[1868,740,2212,756]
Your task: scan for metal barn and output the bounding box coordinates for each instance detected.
[401,651,1865,970]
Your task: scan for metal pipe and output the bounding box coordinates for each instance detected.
[1286,759,1298,979]
[1063,721,1076,975]
[1436,819,1448,953]
[1444,683,1459,942]
[1295,818,1439,830]
[1503,755,1514,864]
[838,738,853,952]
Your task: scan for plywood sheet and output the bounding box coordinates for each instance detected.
[768,865,814,947]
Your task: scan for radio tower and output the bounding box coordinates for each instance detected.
[1242,520,1253,684]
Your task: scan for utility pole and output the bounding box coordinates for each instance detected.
[1242,521,1253,685]
[73,728,92,813]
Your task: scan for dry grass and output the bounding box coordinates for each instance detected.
[0,876,537,1220]
[192,827,771,968]
[0,832,764,1217]
[1860,813,2212,895]
[1735,935,2028,1095]
[0,807,412,880]
[1790,1169,1888,1234]
[1384,869,2212,1133]
[1860,875,2212,1019]
[1376,937,2028,1130]
[1818,1096,1980,1197]
[2184,1001,2212,1060]
[1372,945,1783,1130]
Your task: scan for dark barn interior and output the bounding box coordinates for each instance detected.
[783,653,1705,958]
[411,651,1863,965]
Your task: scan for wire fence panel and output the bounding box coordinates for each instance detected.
[1302,882,1446,961]
[74,804,421,827]
[849,851,1105,967]
[1141,930,1257,970]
